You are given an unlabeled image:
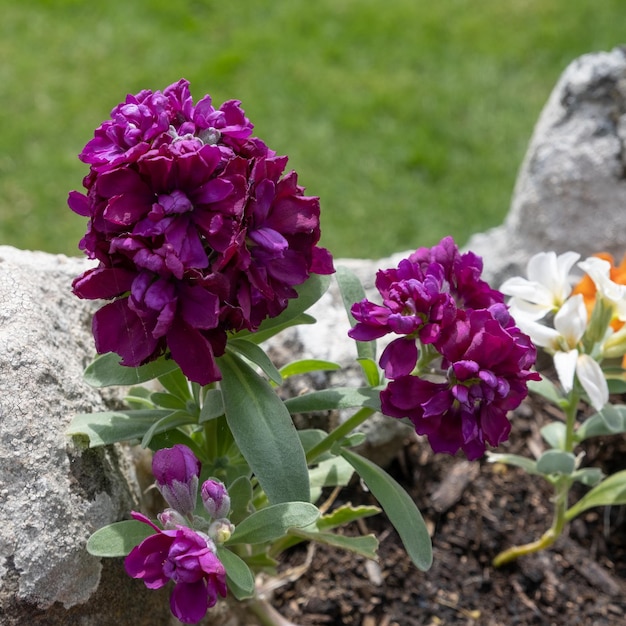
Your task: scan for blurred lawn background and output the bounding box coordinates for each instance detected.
[1,0,625,259]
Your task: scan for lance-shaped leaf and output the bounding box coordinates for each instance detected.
[335,265,379,384]
[284,387,382,414]
[575,404,626,442]
[565,470,626,521]
[218,352,310,504]
[227,338,283,385]
[279,359,341,379]
[536,450,576,476]
[340,448,432,571]
[486,452,540,475]
[233,273,330,344]
[67,409,173,447]
[317,503,381,531]
[84,352,178,387]
[288,527,379,560]
[227,502,320,545]
[216,546,255,600]
[86,520,155,557]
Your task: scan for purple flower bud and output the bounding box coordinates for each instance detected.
[201,479,231,519]
[157,508,188,529]
[152,445,201,516]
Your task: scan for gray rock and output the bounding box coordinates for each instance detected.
[0,247,176,624]
[467,46,626,286]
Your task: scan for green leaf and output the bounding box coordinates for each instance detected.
[149,392,187,410]
[67,409,173,447]
[527,376,565,407]
[228,475,254,525]
[340,448,432,571]
[571,467,604,487]
[218,352,310,504]
[335,264,377,361]
[540,422,567,450]
[596,404,626,432]
[233,273,330,344]
[157,366,192,401]
[198,388,225,423]
[289,527,379,560]
[575,405,626,441]
[357,357,381,387]
[284,386,382,414]
[317,503,381,531]
[140,410,196,449]
[86,520,155,557]
[84,352,178,388]
[309,456,355,503]
[227,338,283,385]
[227,502,320,545]
[279,359,341,379]
[216,546,256,600]
[486,452,539,475]
[565,470,626,521]
[536,450,576,476]
[234,313,316,345]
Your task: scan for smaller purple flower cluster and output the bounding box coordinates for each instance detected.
[126,445,233,624]
[349,237,539,460]
[70,79,333,385]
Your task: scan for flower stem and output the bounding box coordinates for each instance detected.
[305,406,375,464]
[492,391,579,567]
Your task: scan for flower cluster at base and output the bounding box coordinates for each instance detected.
[125,445,233,624]
[70,79,334,385]
[349,237,539,460]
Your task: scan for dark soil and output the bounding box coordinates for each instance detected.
[271,396,626,626]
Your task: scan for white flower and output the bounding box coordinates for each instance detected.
[500,251,580,320]
[515,294,608,410]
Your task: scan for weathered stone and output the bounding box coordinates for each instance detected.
[467,46,626,285]
[0,247,177,624]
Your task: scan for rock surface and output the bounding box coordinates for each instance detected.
[0,248,177,624]
[468,46,626,285]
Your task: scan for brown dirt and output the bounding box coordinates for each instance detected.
[270,395,626,626]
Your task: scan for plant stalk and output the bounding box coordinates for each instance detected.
[492,392,579,567]
[305,406,375,464]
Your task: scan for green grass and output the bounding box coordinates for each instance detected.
[1,0,625,259]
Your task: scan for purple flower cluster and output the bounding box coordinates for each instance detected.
[126,512,227,624]
[349,237,539,460]
[126,445,233,623]
[70,79,333,384]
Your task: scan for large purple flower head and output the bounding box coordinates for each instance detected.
[380,305,540,459]
[348,238,538,459]
[125,512,227,624]
[70,79,334,384]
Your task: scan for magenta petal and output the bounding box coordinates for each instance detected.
[178,284,220,329]
[92,298,159,365]
[68,190,91,216]
[170,580,209,624]
[379,338,418,378]
[73,267,136,299]
[166,322,222,385]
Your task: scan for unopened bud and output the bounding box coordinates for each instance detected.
[157,508,187,529]
[201,479,231,519]
[209,518,235,544]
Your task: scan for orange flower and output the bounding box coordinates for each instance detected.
[572,252,626,331]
